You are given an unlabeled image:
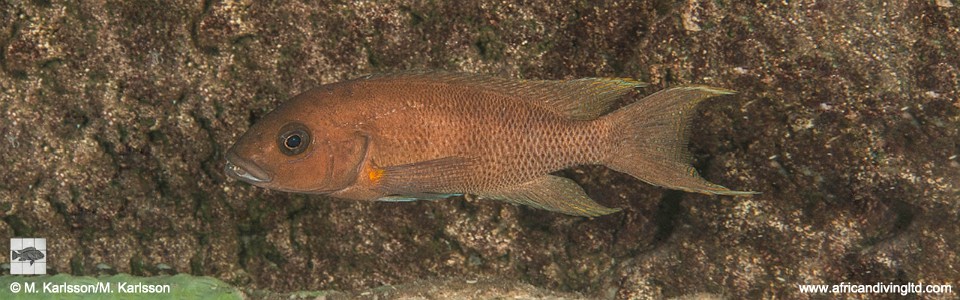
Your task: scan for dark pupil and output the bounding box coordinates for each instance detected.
[285,135,302,149]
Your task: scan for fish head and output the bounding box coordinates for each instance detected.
[225,87,368,194]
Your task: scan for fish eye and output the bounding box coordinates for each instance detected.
[285,135,301,149]
[277,123,311,156]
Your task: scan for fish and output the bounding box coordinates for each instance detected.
[225,71,754,217]
[12,247,45,265]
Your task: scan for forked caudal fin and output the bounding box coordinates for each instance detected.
[602,85,756,195]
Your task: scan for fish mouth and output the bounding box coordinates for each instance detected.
[224,152,273,184]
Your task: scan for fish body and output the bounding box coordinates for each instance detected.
[12,247,44,265]
[226,72,752,216]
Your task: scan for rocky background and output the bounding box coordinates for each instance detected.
[1,0,958,299]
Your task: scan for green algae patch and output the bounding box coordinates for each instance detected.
[0,274,242,300]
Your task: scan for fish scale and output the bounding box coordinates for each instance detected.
[371,83,588,192]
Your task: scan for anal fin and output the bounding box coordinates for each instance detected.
[482,175,621,217]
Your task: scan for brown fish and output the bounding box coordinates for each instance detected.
[225,72,753,217]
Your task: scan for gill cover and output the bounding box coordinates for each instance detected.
[309,131,369,193]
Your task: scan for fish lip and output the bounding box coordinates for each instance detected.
[224,152,273,184]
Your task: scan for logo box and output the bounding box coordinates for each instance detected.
[10,238,46,275]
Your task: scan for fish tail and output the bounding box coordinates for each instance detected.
[601,85,755,195]
[12,250,20,260]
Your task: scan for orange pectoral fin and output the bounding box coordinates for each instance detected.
[375,156,473,195]
[368,167,385,183]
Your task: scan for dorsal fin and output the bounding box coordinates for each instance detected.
[355,71,646,120]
